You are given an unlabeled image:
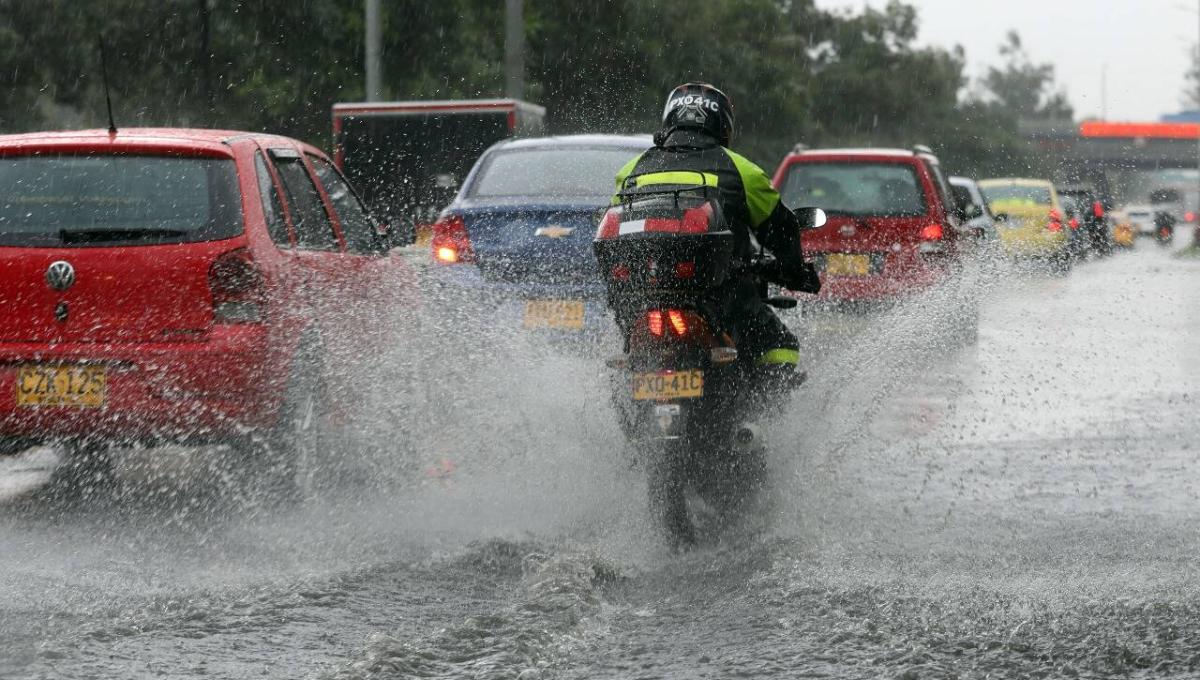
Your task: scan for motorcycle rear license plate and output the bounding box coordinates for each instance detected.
[823,253,870,277]
[632,370,704,400]
[523,299,585,330]
[16,363,107,408]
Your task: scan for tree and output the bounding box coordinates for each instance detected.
[980,30,1072,122]
[1183,44,1200,110]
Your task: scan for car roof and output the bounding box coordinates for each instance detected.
[978,177,1054,188]
[788,147,936,160]
[0,127,322,157]
[491,134,653,150]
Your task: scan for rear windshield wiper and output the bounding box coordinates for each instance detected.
[60,227,190,244]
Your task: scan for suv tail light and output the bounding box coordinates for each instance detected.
[208,248,264,323]
[919,224,944,241]
[919,223,946,254]
[431,215,474,264]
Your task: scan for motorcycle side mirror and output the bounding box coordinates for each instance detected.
[793,206,827,230]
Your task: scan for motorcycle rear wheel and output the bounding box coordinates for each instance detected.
[647,441,696,549]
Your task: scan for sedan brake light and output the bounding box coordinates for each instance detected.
[431,214,474,264]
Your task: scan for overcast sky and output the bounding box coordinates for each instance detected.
[817,0,1196,121]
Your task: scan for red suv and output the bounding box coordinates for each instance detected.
[0,128,409,497]
[773,146,962,302]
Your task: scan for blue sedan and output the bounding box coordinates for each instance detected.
[427,134,652,345]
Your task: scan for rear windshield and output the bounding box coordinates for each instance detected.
[780,162,926,217]
[980,183,1051,206]
[469,147,642,198]
[950,184,976,210]
[0,155,243,247]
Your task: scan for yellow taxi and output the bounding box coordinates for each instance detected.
[978,178,1071,267]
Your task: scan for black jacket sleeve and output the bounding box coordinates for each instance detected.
[755,202,821,294]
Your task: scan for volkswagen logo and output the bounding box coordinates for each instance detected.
[45,260,76,291]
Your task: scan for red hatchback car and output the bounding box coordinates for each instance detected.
[773,146,962,302]
[0,128,408,496]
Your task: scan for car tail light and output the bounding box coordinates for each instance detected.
[1048,209,1063,232]
[431,215,473,264]
[920,224,944,241]
[208,248,264,323]
[1068,217,1080,230]
[667,309,688,336]
[1187,211,1196,223]
[674,261,696,279]
[647,310,664,337]
[1094,201,1105,218]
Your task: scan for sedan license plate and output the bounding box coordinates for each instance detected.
[523,299,585,330]
[632,370,704,401]
[823,253,871,277]
[16,364,107,408]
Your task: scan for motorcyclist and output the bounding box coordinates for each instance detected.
[1154,209,1177,243]
[613,82,821,390]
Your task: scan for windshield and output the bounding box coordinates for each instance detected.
[780,162,926,217]
[468,147,641,198]
[980,183,1052,206]
[0,155,243,247]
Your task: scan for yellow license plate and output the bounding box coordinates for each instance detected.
[523,299,585,330]
[824,253,871,277]
[16,364,107,408]
[632,370,704,401]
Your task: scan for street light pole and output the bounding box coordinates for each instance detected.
[504,0,524,100]
[365,0,382,101]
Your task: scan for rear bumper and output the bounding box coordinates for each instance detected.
[426,263,613,343]
[998,227,1068,258]
[0,325,285,443]
[810,255,954,302]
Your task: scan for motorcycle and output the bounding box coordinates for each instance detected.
[1155,211,1176,247]
[593,177,824,547]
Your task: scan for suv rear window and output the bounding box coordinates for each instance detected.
[780,162,926,217]
[0,155,243,247]
[469,147,641,198]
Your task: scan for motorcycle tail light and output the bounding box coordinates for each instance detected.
[667,309,688,336]
[647,310,664,337]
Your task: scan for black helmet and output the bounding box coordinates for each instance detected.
[660,82,735,147]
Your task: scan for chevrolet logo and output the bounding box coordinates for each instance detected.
[535,225,574,239]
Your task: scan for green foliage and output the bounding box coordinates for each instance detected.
[980,31,1073,123]
[0,0,1071,175]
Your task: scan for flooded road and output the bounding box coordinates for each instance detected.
[4,240,1200,678]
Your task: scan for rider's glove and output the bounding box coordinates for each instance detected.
[762,259,821,294]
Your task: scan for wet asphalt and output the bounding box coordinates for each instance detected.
[2,236,1200,679]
